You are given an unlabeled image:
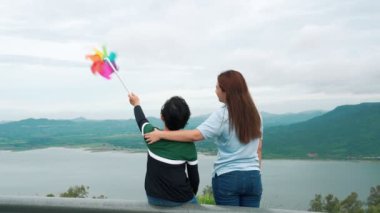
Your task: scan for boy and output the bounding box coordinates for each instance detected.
[128,93,199,206]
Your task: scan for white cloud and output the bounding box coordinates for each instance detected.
[0,0,379,120]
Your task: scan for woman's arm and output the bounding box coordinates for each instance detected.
[144,129,204,144]
[145,107,227,144]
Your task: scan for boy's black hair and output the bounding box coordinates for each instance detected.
[161,96,191,130]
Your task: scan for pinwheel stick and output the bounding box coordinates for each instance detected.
[105,58,130,94]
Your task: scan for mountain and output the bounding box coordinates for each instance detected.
[190,111,325,128]
[0,118,142,150]
[0,103,379,159]
[261,110,325,127]
[0,115,205,151]
[263,102,380,159]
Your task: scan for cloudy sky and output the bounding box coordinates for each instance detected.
[0,0,379,120]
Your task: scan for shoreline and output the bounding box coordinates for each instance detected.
[1,146,379,161]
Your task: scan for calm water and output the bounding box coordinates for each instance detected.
[1,148,379,210]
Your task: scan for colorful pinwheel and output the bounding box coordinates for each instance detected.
[86,46,129,93]
[86,46,118,80]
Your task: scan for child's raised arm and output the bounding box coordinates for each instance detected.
[128,93,148,132]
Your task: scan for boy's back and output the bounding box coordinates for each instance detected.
[142,122,198,202]
[128,94,199,206]
[144,123,197,162]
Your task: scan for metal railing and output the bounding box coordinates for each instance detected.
[0,196,311,213]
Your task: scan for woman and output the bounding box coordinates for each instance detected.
[145,70,263,207]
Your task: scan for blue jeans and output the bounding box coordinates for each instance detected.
[147,195,198,207]
[212,170,262,207]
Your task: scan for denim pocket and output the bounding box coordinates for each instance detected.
[213,172,239,196]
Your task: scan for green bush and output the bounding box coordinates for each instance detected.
[197,185,215,205]
[46,185,106,199]
[60,185,89,198]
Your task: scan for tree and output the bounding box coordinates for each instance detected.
[46,185,107,199]
[59,185,89,198]
[367,185,380,213]
[309,192,368,213]
[323,194,340,213]
[368,185,380,206]
[367,206,380,213]
[340,192,364,213]
[309,194,341,212]
[309,194,323,212]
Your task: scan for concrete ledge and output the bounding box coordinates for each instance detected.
[0,195,310,213]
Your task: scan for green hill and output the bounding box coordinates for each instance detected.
[0,103,379,159]
[261,111,325,127]
[0,111,311,153]
[263,102,380,159]
[186,111,325,128]
[0,118,141,150]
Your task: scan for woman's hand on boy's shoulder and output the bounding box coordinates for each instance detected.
[145,129,162,144]
[128,92,141,107]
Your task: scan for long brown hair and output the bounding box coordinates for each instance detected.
[218,70,262,143]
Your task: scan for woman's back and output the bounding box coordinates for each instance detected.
[197,106,261,176]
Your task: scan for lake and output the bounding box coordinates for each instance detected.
[0,148,379,210]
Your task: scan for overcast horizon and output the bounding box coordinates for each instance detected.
[1,0,379,121]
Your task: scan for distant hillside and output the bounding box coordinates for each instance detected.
[191,111,325,128]
[0,111,311,152]
[261,111,325,127]
[0,118,142,150]
[1,103,379,159]
[263,102,380,159]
